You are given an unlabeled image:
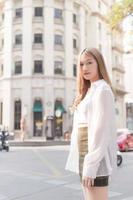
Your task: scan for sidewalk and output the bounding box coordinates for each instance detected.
[9,137,70,147]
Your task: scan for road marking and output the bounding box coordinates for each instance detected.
[109,191,122,198]
[65,183,81,190]
[32,149,62,177]
[45,180,67,185]
[121,197,133,200]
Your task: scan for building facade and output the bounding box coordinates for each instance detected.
[123,16,133,130]
[0,0,126,139]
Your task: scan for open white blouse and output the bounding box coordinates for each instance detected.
[65,79,117,179]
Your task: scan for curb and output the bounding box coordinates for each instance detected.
[9,140,70,147]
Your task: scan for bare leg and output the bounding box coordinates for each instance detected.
[82,186,108,200]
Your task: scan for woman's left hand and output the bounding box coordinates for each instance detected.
[82,176,94,188]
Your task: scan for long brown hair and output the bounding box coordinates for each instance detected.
[72,47,113,110]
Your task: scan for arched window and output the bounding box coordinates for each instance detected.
[33,100,43,112]
[14,99,21,130]
[0,101,3,124]
[33,55,43,74]
[14,30,22,46]
[14,56,22,75]
[34,29,43,44]
[54,99,66,137]
[33,99,43,136]
[54,57,64,75]
[73,34,79,51]
[14,0,22,19]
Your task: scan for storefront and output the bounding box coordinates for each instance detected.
[54,99,66,138]
[33,100,43,136]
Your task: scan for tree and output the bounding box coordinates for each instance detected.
[109,0,133,29]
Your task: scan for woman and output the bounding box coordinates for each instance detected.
[65,48,117,200]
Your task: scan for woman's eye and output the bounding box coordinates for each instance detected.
[86,62,92,65]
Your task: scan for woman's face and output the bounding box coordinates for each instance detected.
[80,52,100,82]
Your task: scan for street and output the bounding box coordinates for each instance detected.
[0,145,133,200]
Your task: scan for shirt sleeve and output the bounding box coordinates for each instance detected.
[82,88,115,179]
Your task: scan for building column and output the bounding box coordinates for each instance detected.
[4,0,13,78]
[3,0,13,130]
[22,0,33,137]
[22,0,32,76]
[44,0,54,76]
[64,0,73,77]
[79,6,86,50]
[44,0,54,119]
[64,0,74,134]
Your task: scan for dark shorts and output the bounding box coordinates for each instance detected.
[80,175,109,187]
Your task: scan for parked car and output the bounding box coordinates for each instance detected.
[117,150,123,166]
[117,131,133,152]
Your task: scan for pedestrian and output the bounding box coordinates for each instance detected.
[65,48,117,200]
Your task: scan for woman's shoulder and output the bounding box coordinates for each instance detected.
[98,79,112,91]
[95,80,114,100]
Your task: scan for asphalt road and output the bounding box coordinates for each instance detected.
[0,145,133,200]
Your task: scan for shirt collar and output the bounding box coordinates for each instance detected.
[91,79,104,88]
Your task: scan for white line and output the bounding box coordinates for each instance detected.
[109,191,122,198]
[121,197,133,200]
[65,184,81,190]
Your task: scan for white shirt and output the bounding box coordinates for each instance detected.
[65,79,117,179]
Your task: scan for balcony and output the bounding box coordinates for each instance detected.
[112,64,125,74]
[54,44,64,51]
[112,44,124,54]
[13,17,22,25]
[32,43,44,50]
[32,16,43,23]
[54,68,65,76]
[113,82,127,95]
[13,44,22,51]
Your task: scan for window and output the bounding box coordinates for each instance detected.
[34,33,43,44]
[99,44,102,52]
[15,8,22,18]
[15,34,22,45]
[73,13,77,24]
[73,38,77,49]
[54,8,63,19]
[54,34,63,45]
[0,64,3,76]
[115,55,118,65]
[2,39,4,47]
[15,61,22,74]
[14,100,21,130]
[34,60,43,73]
[34,7,43,17]
[98,22,102,39]
[2,13,4,21]
[73,64,77,77]
[0,102,3,124]
[98,1,101,10]
[54,61,63,75]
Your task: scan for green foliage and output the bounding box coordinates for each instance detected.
[108,0,133,29]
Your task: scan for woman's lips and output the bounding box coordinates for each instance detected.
[83,72,91,75]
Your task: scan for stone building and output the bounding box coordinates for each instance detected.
[0,0,126,139]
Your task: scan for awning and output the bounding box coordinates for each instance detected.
[33,101,43,112]
[55,104,66,113]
